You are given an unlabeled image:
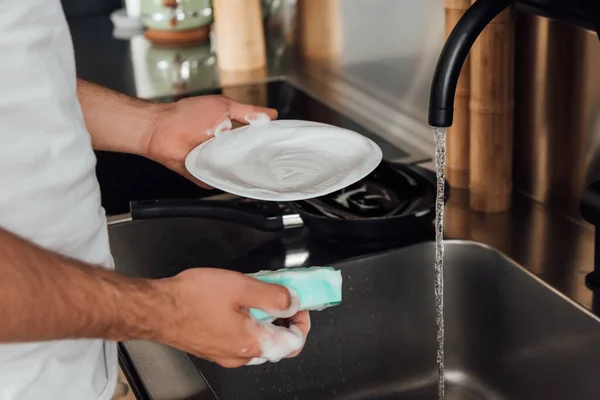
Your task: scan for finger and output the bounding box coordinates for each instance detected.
[251,320,306,363]
[204,111,233,138]
[218,357,254,369]
[240,277,300,319]
[227,100,278,123]
[290,310,311,338]
[285,311,311,358]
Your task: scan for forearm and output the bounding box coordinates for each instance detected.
[76,79,165,156]
[0,226,169,343]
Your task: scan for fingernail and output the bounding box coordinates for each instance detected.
[266,287,300,319]
[289,288,301,315]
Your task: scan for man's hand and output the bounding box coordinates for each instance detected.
[143,96,278,188]
[152,268,310,367]
[0,226,310,367]
[76,80,277,188]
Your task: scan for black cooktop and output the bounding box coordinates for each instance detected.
[95,79,417,216]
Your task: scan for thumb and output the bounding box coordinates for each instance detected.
[226,99,278,123]
[240,276,300,319]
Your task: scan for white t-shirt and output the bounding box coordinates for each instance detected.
[0,1,117,399]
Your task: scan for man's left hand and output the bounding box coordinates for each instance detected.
[143,95,278,188]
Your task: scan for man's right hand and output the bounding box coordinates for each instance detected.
[149,268,311,368]
[0,226,310,368]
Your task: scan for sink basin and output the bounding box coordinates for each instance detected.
[192,240,600,400]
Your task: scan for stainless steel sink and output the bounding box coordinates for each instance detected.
[193,240,600,400]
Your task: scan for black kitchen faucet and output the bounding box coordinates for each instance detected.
[427,0,600,293]
[428,0,600,128]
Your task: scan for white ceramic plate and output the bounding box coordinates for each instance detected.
[184,118,383,201]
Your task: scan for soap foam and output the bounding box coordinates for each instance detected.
[205,112,232,137]
[246,322,306,366]
[244,112,271,126]
[245,287,306,366]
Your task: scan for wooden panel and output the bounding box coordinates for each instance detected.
[469,4,515,212]
[444,0,471,188]
[213,0,266,71]
[297,0,343,60]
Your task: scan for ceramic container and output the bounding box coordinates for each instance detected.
[145,43,217,92]
[141,0,213,31]
[125,0,141,19]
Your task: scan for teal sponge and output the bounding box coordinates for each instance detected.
[247,266,343,322]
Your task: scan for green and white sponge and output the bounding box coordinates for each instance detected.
[247,266,343,322]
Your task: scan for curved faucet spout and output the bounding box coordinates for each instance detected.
[428,0,514,128]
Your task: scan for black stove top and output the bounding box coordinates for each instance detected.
[95,79,418,216]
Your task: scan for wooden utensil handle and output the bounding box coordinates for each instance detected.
[213,0,267,71]
[297,0,342,60]
[444,0,471,188]
[469,3,515,212]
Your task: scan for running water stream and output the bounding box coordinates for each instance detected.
[432,127,447,399]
